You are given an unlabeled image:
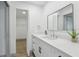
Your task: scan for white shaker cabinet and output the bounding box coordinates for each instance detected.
[32,35,55,57]
[32,36,39,57]
[39,39,55,57]
[32,35,71,57]
[32,36,42,57]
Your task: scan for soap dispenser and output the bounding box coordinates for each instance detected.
[45,30,47,35]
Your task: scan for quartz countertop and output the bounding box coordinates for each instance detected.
[32,33,79,57]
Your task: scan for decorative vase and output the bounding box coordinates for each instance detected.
[71,38,78,43]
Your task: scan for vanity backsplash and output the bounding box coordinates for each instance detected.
[47,31,71,40]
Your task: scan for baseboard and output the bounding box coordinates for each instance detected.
[0,53,16,57]
[8,53,16,57]
[0,54,7,57]
[16,38,26,40]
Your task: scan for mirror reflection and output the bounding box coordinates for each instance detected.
[47,4,74,31]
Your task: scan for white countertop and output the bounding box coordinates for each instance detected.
[32,34,79,57]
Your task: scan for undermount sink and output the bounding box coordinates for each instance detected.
[40,35,58,40]
[39,34,58,40]
[40,35,51,39]
[42,36,49,39]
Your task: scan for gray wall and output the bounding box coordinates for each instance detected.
[0,1,9,56]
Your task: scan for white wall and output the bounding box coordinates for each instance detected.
[16,18,27,39]
[43,1,79,39]
[9,5,16,55]
[8,1,44,56]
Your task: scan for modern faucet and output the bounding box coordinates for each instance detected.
[53,31,58,39]
[51,30,57,39]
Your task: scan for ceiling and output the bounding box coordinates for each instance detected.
[26,1,48,7]
[8,1,48,7]
[16,1,48,19]
[18,1,48,7]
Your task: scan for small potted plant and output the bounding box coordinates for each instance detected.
[67,30,79,43]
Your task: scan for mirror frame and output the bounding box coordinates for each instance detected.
[47,3,74,31]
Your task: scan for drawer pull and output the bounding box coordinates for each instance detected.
[58,56,62,57]
[39,47,41,54]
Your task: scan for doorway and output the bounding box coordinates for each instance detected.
[16,9,28,57]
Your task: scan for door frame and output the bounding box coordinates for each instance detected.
[15,7,29,56]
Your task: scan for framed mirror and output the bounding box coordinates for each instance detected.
[47,4,74,31]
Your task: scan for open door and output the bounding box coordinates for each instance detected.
[16,8,28,57]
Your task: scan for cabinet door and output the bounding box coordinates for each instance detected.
[32,42,38,56]
[36,38,42,57]
[32,36,41,57]
[32,36,38,56]
[39,40,55,57]
[54,48,71,57]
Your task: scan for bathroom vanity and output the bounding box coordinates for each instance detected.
[31,3,79,57]
[32,34,79,57]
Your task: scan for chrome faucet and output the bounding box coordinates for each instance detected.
[53,31,58,39]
